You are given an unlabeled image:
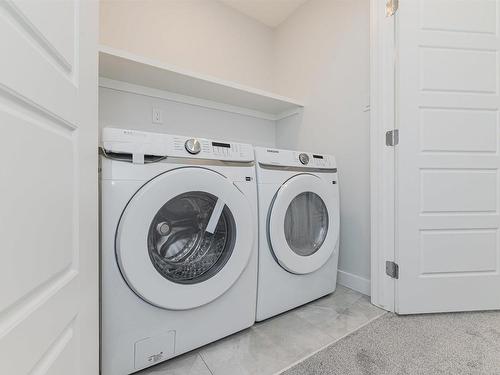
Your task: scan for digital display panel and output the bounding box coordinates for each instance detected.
[313,154,324,159]
[212,142,231,148]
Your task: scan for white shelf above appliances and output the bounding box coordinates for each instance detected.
[99,45,304,120]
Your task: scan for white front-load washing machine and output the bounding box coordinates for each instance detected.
[254,146,340,321]
[100,128,258,375]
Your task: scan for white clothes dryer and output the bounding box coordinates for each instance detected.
[100,128,258,375]
[255,147,340,321]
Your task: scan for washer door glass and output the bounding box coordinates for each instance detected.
[284,192,328,257]
[148,191,236,284]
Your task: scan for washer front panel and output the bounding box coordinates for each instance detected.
[116,167,254,310]
[268,174,339,274]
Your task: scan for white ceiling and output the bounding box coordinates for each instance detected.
[219,0,307,28]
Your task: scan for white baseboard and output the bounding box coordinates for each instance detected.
[337,269,371,296]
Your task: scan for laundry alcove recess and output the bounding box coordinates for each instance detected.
[99,45,304,121]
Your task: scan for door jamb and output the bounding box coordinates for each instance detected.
[370,0,396,312]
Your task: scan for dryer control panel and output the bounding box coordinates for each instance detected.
[102,128,254,162]
[254,147,336,170]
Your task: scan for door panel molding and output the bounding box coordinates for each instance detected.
[0,1,75,76]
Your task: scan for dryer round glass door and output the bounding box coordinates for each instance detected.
[116,167,254,310]
[284,191,329,256]
[268,174,339,274]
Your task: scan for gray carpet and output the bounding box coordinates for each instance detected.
[283,311,500,375]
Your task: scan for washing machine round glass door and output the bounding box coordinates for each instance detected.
[268,173,339,274]
[116,167,254,310]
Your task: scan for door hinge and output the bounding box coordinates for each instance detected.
[386,129,399,146]
[386,0,399,17]
[386,261,399,279]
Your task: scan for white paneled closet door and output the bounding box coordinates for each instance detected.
[396,0,500,314]
[0,1,98,374]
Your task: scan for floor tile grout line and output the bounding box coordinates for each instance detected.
[198,352,215,375]
[312,303,364,314]
[271,311,388,375]
[307,298,364,312]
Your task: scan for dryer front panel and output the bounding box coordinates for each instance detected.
[268,174,339,274]
[116,167,254,310]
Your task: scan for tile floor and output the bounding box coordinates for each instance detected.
[138,285,385,375]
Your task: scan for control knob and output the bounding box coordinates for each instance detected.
[299,153,309,165]
[185,138,201,154]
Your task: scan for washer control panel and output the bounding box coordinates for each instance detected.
[171,136,253,161]
[254,146,336,169]
[298,153,309,165]
[101,128,254,162]
[184,138,202,154]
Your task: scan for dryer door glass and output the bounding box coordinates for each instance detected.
[147,191,236,284]
[284,192,329,256]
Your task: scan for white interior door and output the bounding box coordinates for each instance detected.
[0,1,98,374]
[396,0,500,314]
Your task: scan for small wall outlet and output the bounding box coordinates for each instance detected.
[152,108,163,124]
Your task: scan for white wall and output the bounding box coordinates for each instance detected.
[99,87,276,147]
[100,0,274,92]
[274,0,371,292]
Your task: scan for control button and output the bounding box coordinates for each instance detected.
[299,153,309,165]
[185,138,201,154]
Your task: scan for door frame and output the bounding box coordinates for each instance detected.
[370,0,397,312]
